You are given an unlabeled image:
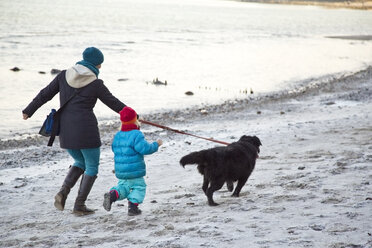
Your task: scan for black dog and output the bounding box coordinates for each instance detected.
[180,135,262,206]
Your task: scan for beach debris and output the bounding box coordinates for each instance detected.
[38,71,46,74]
[240,88,254,94]
[185,91,194,96]
[14,182,27,188]
[51,69,61,74]
[257,111,262,115]
[151,78,167,85]
[298,166,305,170]
[14,177,28,188]
[151,200,157,203]
[10,67,20,71]
[325,101,336,105]
[200,109,208,115]
[280,111,285,115]
[309,224,325,231]
[118,78,129,82]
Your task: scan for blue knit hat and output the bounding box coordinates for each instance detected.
[82,47,104,66]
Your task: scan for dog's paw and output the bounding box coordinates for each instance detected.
[226,181,234,192]
[231,193,240,197]
[208,202,219,206]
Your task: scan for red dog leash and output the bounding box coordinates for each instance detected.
[140,119,230,146]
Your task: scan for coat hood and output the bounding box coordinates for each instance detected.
[65,64,97,88]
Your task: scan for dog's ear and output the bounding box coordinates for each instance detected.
[253,136,262,146]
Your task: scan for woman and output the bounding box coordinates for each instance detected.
[22,47,126,216]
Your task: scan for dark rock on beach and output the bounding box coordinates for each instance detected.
[50,69,61,74]
[10,67,20,72]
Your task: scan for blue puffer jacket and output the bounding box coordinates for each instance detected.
[112,130,159,180]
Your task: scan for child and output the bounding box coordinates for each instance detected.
[103,106,162,216]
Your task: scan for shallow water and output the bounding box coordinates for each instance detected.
[1,0,372,140]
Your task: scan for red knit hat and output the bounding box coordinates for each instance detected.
[120,107,137,124]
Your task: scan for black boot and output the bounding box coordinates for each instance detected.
[54,166,84,211]
[128,201,142,216]
[73,174,97,216]
[103,190,118,212]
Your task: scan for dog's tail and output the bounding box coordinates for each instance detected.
[180,151,207,168]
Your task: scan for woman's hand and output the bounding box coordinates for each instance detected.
[157,140,163,146]
[23,113,29,120]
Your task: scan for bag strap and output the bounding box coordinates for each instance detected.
[47,90,79,146]
[57,90,79,113]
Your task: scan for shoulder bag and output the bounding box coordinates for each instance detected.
[39,90,78,146]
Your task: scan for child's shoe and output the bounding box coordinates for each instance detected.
[103,190,118,211]
[128,201,142,216]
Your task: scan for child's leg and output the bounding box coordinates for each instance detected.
[103,180,130,212]
[103,190,119,212]
[127,177,147,204]
[127,178,146,216]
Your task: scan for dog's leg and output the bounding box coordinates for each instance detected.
[232,177,248,197]
[206,179,224,206]
[202,175,209,194]
[226,180,234,192]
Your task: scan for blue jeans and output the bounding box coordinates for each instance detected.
[66,148,100,176]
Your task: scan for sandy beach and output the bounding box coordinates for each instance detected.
[1,66,372,247]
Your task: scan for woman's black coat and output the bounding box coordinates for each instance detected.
[23,71,125,149]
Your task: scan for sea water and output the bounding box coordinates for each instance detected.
[1,0,372,140]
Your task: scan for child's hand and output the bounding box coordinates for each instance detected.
[157,140,163,146]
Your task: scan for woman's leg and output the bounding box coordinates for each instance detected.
[80,148,100,176]
[66,149,86,172]
[73,147,100,216]
[54,150,86,211]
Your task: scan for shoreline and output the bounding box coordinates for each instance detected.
[239,0,372,10]
[1,66,371,170]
